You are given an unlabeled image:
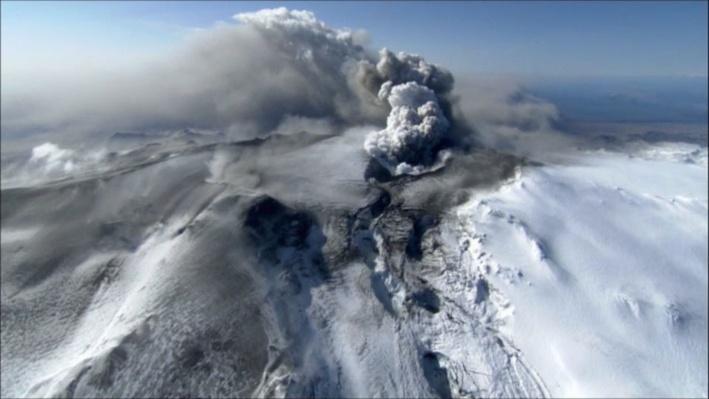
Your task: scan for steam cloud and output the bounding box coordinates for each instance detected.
[30,143,77,174]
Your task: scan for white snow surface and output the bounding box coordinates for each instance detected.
[453,142,708,397]
[2,137,706,398]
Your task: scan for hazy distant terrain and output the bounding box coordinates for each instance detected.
[529,76,708,123]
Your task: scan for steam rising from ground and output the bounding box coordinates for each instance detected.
[30,143,77,174]
[2,142,107,188]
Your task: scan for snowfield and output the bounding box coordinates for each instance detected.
[1,135,706,398]
[453,142,708,397]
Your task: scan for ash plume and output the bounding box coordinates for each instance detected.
[1,8,475,179]
[364,82,450,175]
[358,49,459,176]
[1,8,383,148]
[0,6,570,187]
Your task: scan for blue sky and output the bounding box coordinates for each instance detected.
[2,1,707,79]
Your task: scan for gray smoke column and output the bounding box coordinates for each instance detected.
[1,7,469,177]
[362,49,457,176]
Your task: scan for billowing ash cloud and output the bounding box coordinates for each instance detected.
[360,49,458,175]
[0,8,384,149]
[364,82,450,175]
[1,8,467,176]
[452,76,579,161]
[374,49,454,96]
[1,7,570,179]
[231,8,382,129]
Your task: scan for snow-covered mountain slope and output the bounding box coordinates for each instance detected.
[1,135,706,398]
[2,7,705,398]
[453,142,708,397]
[0,132,535,398]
